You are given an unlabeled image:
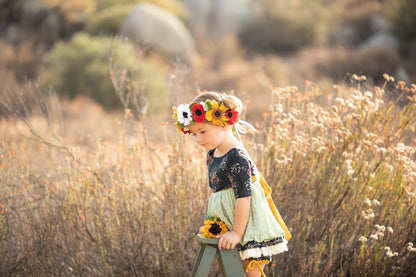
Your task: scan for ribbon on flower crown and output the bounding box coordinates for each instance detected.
[172,99,239,134]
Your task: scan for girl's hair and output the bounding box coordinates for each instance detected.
[192,91,243,114]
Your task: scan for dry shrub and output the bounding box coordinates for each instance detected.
[0,103,208,276]
[1,77,416,276]
[252,80,416,276]
[297,46,400,85]
[354,46,400,83]
[296,47,354,82]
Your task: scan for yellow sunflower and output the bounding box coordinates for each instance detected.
[205,100,229,126]
[200,217,229,238]
[172,106,178,120]
[172,106,183,133]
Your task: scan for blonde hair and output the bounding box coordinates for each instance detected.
[192,91,243,114]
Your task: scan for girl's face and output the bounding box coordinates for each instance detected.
[187,122,227,151]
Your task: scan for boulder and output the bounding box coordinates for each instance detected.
[120,3,195,63]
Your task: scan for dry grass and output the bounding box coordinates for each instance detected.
[1,75,416,276]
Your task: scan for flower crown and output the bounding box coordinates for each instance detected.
[172,99,239,134]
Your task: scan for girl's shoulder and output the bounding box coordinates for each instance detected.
[230,148,255,166]
[222,148,254,167]
[207,148,248,160]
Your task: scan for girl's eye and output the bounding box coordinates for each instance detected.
[200,131,206,134]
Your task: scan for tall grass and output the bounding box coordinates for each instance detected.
[1,75,416,276]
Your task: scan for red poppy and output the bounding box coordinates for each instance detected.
[225,110,239,125]
[192,103,205,122]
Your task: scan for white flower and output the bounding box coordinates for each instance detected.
[335,98,345,106]
[200,101,209,111]
[407,246,416,252]
[347,169,355,175]
[177,104,192,126]
[358,236,368,243]
[375,225,385,232]
[372,199,380,206]
[386,250,398,257]
[364,198,372,206]
[370,234,378,240]
[387,227,394,234]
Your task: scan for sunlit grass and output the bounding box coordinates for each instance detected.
[1,76,416,276]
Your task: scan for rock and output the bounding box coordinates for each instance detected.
[360,32,399,51]
[120,3,195,63]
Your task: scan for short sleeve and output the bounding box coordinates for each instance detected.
[227,153,252,198]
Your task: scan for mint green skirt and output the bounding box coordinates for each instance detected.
[206,178,288,260]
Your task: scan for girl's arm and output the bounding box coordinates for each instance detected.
[217,196,251,250]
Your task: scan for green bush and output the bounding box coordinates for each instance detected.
[86,4,133,35]
[40,32,168,114]
[95,0,188,19]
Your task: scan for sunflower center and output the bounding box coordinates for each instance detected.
[208,223,222,235]
[214,110,221,118]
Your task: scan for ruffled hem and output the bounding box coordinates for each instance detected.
[239,240,288,260]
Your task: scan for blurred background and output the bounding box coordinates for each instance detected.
[1,2,416,276]
[1,0,415,123]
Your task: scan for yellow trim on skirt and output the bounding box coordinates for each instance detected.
[252,175,292,241]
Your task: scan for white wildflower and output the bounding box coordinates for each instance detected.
[386,250,398,257]
[335,98,345,106]
[358,236,368,243]
[372,199,380,206]
[407,246,416,252]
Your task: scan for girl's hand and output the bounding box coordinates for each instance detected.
[216,231,242,250]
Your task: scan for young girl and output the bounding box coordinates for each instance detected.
[173,92,291,277]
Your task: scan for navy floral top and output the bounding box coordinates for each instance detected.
[207,148,254,198]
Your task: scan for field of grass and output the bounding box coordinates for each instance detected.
[1,75,416,276]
